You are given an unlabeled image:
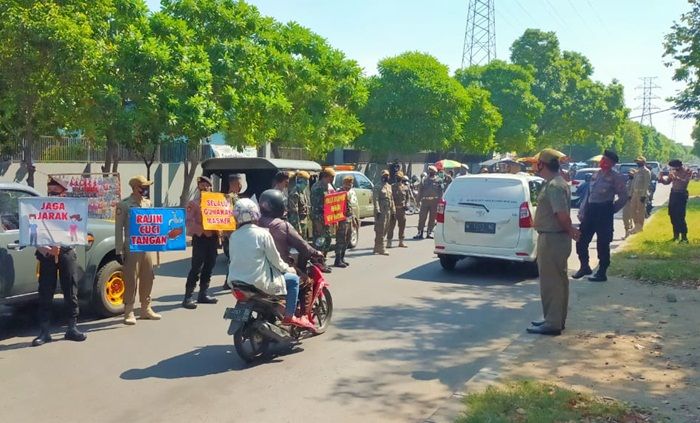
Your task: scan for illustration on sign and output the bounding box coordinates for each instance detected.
[200,192,236,231]
[19,197,89,247]
[49,173,121,220]
[129,208,186,252]
[323,192,347,225]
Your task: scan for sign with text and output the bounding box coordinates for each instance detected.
[49,173,121,220]
[200,192,236,231]
[129,208,186,252]
[323,192,347,225]
[19,197,88,247]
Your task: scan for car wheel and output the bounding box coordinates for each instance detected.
[92,260,125,317]
[524,260,539,278]
[439,254,458,271]
[349,219,359,249]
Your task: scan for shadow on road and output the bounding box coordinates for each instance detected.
[120,345,248,379]
[156,256,229,278]
[398,257,532,286]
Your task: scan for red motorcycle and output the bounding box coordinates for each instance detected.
[224,257,333,363]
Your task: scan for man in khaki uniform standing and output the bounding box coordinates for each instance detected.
[115,175,161,325]
[373,170,395,255]
[629,156,651,234]
[527,149,580,336]
[413,165,443,239]
[387,172,410,249]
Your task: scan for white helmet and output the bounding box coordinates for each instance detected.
[233,198,260,225]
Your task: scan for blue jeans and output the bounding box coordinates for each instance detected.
[284,273,300,317]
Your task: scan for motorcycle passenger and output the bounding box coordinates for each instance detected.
[226,199,316,331]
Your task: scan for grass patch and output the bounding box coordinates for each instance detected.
[689,180,700,197]
[610,197,700,287]
[456,380,647,423]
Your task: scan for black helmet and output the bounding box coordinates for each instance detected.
[259,189,286,218]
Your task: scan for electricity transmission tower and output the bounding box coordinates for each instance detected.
[636,77,661,126]
[461,0,496,67]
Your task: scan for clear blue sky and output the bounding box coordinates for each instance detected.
[146,0,695,147]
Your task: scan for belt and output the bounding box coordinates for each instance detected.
[537,230,566,234]
[422,197,438,200]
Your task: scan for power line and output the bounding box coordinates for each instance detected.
[513,0,540,25]
[544,0,569,30]
[583,0,611,35]
[566,0,595,37]
[629,107,674,120]
[462,0,496,67]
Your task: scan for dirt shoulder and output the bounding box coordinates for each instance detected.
[491,277,700,422]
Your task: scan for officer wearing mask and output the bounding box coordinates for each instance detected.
[573,150,627,282]
[334,175,355,268]
[660,159,691,243]
[387,172,410,249]
[182,176,219,309]
[373,170,395,255]
[414,165,443,239]
[528,149,580,336]
[288,171,310,238]
[32,177,87,346]
[629,156,651,234]
[310,168,336,262]
[115,175,161,324]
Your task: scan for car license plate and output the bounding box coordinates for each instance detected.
[223,306,251,322]
[464,221,496,234]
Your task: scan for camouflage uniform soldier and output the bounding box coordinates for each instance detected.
[334,175,354,268]
[288,170,310,238]
[387,172,410,249]
[373,170,395,255]
[310,167,336,256]
[414,165,443,239]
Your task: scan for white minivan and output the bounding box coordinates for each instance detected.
[434,174,544,271]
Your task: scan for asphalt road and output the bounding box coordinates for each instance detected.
[0,183,670,423]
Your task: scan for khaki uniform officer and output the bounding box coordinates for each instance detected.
[414,165,443,239]
[115,175,161,325]
[373,170,395,255]
[527,149,580,336]
[387,172,410,249]
[629,156,651,234]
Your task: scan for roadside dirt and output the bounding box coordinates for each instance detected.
[497,277,700,422]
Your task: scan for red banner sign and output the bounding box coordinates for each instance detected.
[323,192,347,225]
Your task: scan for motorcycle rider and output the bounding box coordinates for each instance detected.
[226,198,316,332]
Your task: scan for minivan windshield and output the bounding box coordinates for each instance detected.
[444,178,525,209]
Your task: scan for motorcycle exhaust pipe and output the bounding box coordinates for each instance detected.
[252,320,291,343]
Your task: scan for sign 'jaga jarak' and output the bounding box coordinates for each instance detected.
[129,208,186,252]
[323,192,347,225]
[200,192,236,231]
[18,197,88,247]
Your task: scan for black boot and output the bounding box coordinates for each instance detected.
[572,265,593,279]
[670,231,679,242]
[182,289,197,309]
[426,231,434,239]
[197,287,218,304]
[413,231,424,240]
[341,251,350,266]
[588,266,608,282]
[680,233,689,244]
[334,256,347,268]
[32,323,52,347]
[64,318,87,342]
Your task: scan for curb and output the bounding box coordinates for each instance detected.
[423,334,536,423]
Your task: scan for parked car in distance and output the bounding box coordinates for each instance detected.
[433,174,544,272]
[0,182,124,317]
[570,168,598,208]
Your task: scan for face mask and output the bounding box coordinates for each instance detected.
[297,181,308,191]
[637,163,644,168]
[599,159,613,171]
[140,187,150,197]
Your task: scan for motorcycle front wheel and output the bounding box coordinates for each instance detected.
[233,320,270,363]
[311,287,333,334]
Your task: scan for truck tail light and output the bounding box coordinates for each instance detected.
[436,199,446,223]
[519,202,533,228]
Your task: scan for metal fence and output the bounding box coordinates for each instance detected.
[2,136,210,163]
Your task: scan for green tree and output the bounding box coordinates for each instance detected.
[692,123,700,157]
[614,121,644,161]
[0,0,109,186]
[510,29,627,154]
[356,52,473,157]
[455,60,543,153]
[664,0,700,118]
[456,86,502,154]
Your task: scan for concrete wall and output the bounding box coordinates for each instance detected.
[0,161,200,207]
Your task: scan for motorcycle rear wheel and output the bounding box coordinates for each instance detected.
[233,321,270,363]
[311,287,333,334]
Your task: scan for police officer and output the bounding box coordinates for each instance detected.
[182,176,219,309]
[374,170,395,255]
[288,171,310,238]
[310,167,335,271]
[573,150,627,282]
[32,177,87,346]
[387,172,410,249]
[629,156,651,234]
[414,165,443,239]
[660,159,692,243]
[334,175,354,268]
[115,175,161,325]
[527,149,580,336]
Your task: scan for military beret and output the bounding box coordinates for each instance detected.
[295,170,310,180]
[635,155,646,163]
[669,159,683,168]
[129,175,153,188]
[603,149,619,164]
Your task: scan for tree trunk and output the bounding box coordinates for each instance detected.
[179,147,199,207]
[23,127,35,188]
[102,133,119,175]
